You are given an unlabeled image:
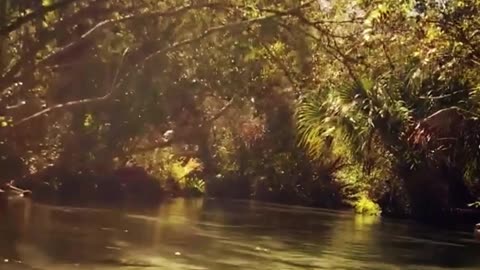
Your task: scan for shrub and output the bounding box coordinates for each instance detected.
[354,195,381,216]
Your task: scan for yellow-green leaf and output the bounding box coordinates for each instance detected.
[42,0,53,7]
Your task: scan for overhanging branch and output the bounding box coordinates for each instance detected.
[1,2,315,95]
[9,3,312,127]
[139,12,294,65]
[13,48,129,126]
[0,0,80,36]
[206,97,236,123]
[0,3,232,95]
[38,3,231,67]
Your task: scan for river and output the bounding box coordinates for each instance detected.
[1,198,480,269]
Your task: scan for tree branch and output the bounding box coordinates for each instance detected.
[0,2,109,93]
[130,139,174,155]
[9,3,309,127]
[129,96,236,155]
[0,0,80,36]
[381,40,395,71]
[0,3,232,95]
[13,48,129,126]
[251,0,318,16]
[11,14,262,126]
[289,10,356,39]
[139,12,294,66]
[276,20,360,82]
[1,2,315,95]
[206,97,236,123]
[260,41,299,93]
[37,3,231,66]
[418,89,467,100]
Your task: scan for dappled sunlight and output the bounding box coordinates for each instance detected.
[2,0,480,268]
[2,199,480,269]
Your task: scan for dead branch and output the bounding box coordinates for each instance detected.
[408,106,480,147]
[418,89,467,100]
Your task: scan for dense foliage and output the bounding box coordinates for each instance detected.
[1,0,480,221]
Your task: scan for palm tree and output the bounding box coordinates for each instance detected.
[297,71,480,217]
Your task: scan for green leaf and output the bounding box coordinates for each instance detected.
[84,114,94,127]
[42,0,53,7]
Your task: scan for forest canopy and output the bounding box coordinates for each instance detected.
[1,0,480,220]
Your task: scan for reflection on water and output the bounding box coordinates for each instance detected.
[1,198,480,269]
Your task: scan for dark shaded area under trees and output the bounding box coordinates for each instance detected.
[1,0,480,225]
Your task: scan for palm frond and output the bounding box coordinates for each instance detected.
[296,85,375,162]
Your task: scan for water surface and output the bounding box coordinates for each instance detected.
[1,198,480,269]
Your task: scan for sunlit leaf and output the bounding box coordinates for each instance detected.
[42,0,53,7]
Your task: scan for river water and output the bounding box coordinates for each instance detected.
[1,198,480,270]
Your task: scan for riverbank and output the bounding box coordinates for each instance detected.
[7,164,480,227]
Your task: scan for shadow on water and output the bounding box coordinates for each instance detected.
[1,198,480,269]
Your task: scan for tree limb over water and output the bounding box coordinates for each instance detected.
[0,0,79,37]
